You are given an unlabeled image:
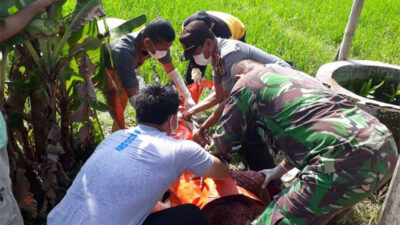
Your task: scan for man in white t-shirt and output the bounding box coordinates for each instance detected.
[47,83,229,225]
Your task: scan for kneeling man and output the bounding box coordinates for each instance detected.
[213,60,398,225]
[48,84,229,225]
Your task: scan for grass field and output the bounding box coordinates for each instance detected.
[94,0,400,77]
[65,1,399,224]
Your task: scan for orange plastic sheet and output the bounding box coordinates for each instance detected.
[182,80,213,104]
[152,80,269,213]
[167,171,261,209]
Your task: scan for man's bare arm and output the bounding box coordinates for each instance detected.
[0,0,59,42]
[199,156,229,179]
[182,82,225,120]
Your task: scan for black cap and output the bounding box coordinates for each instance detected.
[179,20,214,61]
[183,11,212,28]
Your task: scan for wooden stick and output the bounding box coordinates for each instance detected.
[336,0,365,61]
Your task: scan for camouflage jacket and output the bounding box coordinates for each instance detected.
[213,65,395,172]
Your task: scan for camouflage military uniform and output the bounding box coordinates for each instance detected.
[213,65,398,225]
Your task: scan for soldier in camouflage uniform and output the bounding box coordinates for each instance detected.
[213,60,398,225]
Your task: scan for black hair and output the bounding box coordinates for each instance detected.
[135,83,180,125]
[183,11,212,28]
[142,18,175,44]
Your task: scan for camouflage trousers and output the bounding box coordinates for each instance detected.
[254,136,398,225]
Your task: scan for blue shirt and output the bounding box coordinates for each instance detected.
[48,124,213,225]
[0,112,7,149]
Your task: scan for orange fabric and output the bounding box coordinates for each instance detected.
[187,80,214,103]
[105,68,128,129]
[173,119,193,141]
[167,171,261,209]
[152,83,264,212]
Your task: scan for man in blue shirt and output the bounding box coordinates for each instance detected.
[48,83,229,225]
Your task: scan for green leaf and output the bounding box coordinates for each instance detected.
[48,0,65,19]
[0,0,16,16]
[66,74,85,90]
[38,39,51,73]
[52,0,100,62]
[58,64,74,80]
[8,5,18,14]
[92,115,104,143]
[88,100,110,112]
[359,80,369,97]
[396,84,400,95]
[97,18,126,35]
[368,80,385,94]
[0,34,25,51]
[69,36,102,54]
[69,20,99,44]
[25,18,57,36]
[8,80,28,92]
[102,14,147,39]
[71,0,105,32]
[24,40,45,75]
[360,79,375,97]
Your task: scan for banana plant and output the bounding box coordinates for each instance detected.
[0,0,146,220]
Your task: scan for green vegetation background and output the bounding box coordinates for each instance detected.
[64,0,400,77]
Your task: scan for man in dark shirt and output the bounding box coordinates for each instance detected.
[182,11,246,84]
[179,21,291,171]
[101,18,194,131]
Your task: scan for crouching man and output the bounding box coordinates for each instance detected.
[48,83,229,225]
[212,60,398,225]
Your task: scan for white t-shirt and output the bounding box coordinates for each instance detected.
[47,124,214,225]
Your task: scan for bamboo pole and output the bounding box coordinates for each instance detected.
[334,0,365,61]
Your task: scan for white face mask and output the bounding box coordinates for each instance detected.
[169,115,178,134]
[147,41,168,59]
[193,44,212,66]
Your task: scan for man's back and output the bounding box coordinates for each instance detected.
[48,125,213,225]
[213,38,291,91]
[216,65,393,170]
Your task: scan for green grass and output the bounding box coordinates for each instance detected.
[63,0,400,77]
[64,1,398,224]
[96,0,400,75]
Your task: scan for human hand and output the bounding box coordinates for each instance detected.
[191,68,202,85]
[181,109,193,121]
[184,97,196,109]
[258,169,275,189]
[258,163,288,189]
[35,0,61,12]
[193,128,209,147]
